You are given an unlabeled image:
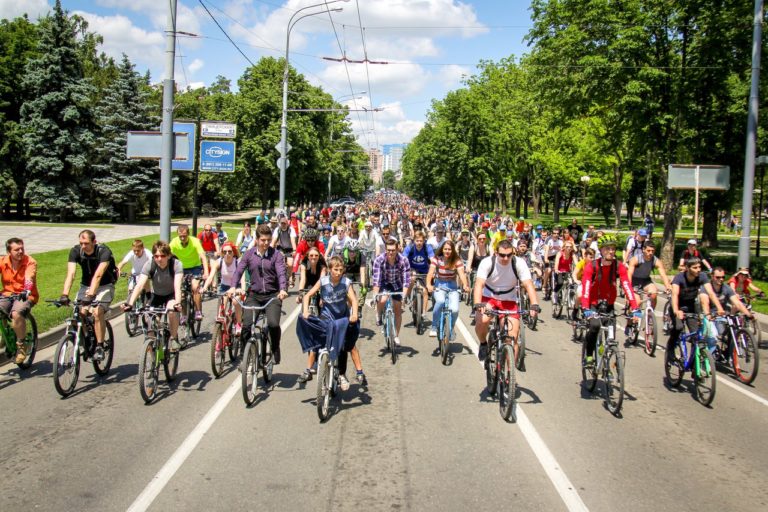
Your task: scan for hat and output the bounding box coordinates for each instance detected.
[638,228,648,236]
[687,239,697,245]
[737,267,750,276]
[536,224,543,229]
[291,213,297,218]
[499,225,507,231]
[364,221,373,227]
[269,217,278,223]
[519,216,524,220]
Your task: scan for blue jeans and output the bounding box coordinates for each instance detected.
[432,281,459,334]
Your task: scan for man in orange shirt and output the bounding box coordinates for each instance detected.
[0,238,38,364]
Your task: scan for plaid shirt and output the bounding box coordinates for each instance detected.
[372,253,411,290]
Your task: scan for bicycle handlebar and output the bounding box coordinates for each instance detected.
[232,296,280,310]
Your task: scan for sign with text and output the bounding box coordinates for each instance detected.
[200,140,236,173]
[201,121,236,139]
[171,122,197,171]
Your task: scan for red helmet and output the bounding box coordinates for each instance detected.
[481,221,490,229]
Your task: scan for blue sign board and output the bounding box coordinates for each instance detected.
[200,140,236,173]
[172,122,196,171]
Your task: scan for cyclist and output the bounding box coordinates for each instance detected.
[398,214,413,246]
[627,240,672,310]
[230,224,289,365]
[516,239,542,290]
[295,246,327,384]
[202,241,245,335]
[426,239,470,340]
[701,267,755,351]
[298,256,361,390]
[427,224,448,254]
[403,230,433,320]
[60,230,117,361]
[571,247,595,321]
[116,239,152,299]
[623,228,647,265]
[272,215,297,287]
[235,222,255,254]
[0,237,38,364]
[678,239,712,273]
[325,225,349,259]
[214,221,228,246]
[580,234,639,367]
[542,227,563,300]
[490,225,507,254]
[728,267,765,300]
[668,257,724,353]
[169,224,209,322]
[473,239,540,363]
[551,240,576,307]
[123,241,183,351]
[198,223,219,262]
[369,238,411,346]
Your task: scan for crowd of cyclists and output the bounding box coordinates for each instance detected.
[1,189,766,411]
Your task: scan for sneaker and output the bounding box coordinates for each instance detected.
[543,294,551,301]
[14,344,26,365]
[298,369,313,383]
[356,372,368,386]
[394,336,401,346]
[171,337,181,352]
[273,346,281,365]
[195,310,203,321]
[234,323,242,336]
[93,345,105,361]
[310,363,317,374]
[478,342,488,361]
[376,316,383,327]
[339,374,350,391]
[624,325,632,337]
[429,328,437,337]
[583,355,594,368]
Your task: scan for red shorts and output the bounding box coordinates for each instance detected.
[481,296,519,318]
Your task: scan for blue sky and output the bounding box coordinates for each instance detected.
[2,1,535,148]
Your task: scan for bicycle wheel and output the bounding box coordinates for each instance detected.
[581,339,597,393]
[316,351,332,422]
[644,311,658,357]
[528,306,538,331]
[387,311,397,365]
[53,333,79,397]
[138,337,158,404]
[744,315,762,347]
[498,343,516,422]
[603,348,624,415]
[485,333,498,396]
[125,309,140,337]
[178,299,192,349]
[552,289,563,319]
[732,328,759,385]
[211,323,226,378]
[415,293,424,335]
[515,327,526,371]
[664,341,685,388]
[92,322,114,376]
[191,312,201,339]
[16,314,38,369]
[440,311,450,365]
[228,322,241,362]
[240,340,259,406]
[694,347,717,406]
[261,332,273,383]
[163,337,179,382]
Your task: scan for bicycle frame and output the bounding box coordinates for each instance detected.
[142,307,170,365]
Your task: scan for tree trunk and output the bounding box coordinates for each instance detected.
[660,188,680,271]
[701,193,719,248]
[613,163,623,228]
[553,184,560,224]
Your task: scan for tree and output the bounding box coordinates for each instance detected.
[91,54,159,221]
[381,170,397,190]
[20,0,96,220]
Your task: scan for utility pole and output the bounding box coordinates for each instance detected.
[159,0,177,241]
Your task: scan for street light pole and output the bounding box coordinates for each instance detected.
[580,175,591,227]
[159,0,178,241]
[278,0,348,212]
[756,156,768,256]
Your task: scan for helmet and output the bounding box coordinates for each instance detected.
[303,228,318,241]
[687,239,697,246]
[346,239,359,251]
[637,228,648,237]
[481,221,490,229]
[598,234,619,248]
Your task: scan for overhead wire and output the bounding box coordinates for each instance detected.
[354,0,379,149]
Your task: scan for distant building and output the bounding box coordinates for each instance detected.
[382,143,407,177]
[368,148,384,183]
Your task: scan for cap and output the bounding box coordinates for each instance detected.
[687,239,697,245]
[269,217,278,223]
[519,216,524,220]
[737,267,750,275]
[291,213,297,218]
[638,228,648,236]
[364,221,373,227]
[499,225,507,231]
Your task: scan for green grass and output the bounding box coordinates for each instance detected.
[0,222,115,228]
[29,234,160,335]
[748,280,768,315]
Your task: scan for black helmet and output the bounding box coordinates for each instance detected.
[304,228,318,241]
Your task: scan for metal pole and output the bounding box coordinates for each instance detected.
[192,161,200,236]
[582,183,586,227]
[758,168,765,257]
[279,31,290,212]
[738,0,764,268]
[694,165,700,238]
[159,0,177,241]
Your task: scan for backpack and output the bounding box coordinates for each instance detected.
[591,259,618,286]
[81,244,119,284]
[484,254,521,295]
[149,255,179,279]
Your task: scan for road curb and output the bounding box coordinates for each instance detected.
[1,301,128,367]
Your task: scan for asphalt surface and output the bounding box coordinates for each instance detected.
[2,288,768,512]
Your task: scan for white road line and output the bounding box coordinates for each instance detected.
[126,305,302,512]
[455,318,590,512]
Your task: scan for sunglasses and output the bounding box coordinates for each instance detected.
[154,254,167,259]
[713,275,725,279]
[386,249,398,253]
[497,252,513,259]
[222,250,233,254]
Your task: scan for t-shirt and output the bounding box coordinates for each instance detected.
[404,243,434,274]
[302,259,326,288]
[68,244,116,287]
[120,248,152,275]
[198,230,217,252]
[477,255,531,302]
[320,275,351,320]
[141,258,183,296]
[431,256,464,282]
[704,283,735,312]
[169,236,205,269]
[672,272,710,311]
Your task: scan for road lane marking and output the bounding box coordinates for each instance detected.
[455,318,590,512]
[127,305,302,512]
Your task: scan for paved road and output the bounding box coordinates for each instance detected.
[2,289,768,512]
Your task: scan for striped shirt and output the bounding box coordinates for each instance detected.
[430,256,463,282]
[372,253,411,290]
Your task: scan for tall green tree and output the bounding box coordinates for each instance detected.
[20,0,96,219]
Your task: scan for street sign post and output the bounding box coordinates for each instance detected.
[201,121,237,139]
[668,164,730,238]
[200,140,236,173]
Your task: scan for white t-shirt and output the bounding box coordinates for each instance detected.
[326,235,348,257]
[120,248,152,275]
[477,255,532,302]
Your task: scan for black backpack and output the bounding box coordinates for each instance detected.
[148,255,179,279]
[81,244,119,284]
[484,254,521,295]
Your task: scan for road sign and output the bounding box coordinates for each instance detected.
[668,164,730,190]
[126,131,189,160]
[201,121,236,139]
[171,122,197,171]
[200,140,236,173]
[277,156,290,170]
[275,141,292,155]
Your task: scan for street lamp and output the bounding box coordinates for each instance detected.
[580,175,591,227]
[514,181,521,217]
[278,0,349,212]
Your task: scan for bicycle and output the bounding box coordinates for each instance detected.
[178,274,201,348]
[740,296,762,347]
[464,270,476,306]
[551,272,570,319]
[434,285,461,366]
[478,306,529,422]
[375,291,404,365]
[316,339,340,422]
[565,279,579,321]
[664,313,717,407]
[624,288,662,357]
[581,301,625,416]
[121,272,147,337]
[49,298,115,398]
[136,306,179,403]
[0,294,38,369]
[237,297,278,406]
[519,286,538,331]
[299,289,320,317]
[409,274,428,335]
[210,292,243,378]
[713,313,759,385]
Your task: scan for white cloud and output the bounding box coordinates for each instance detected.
[75,12,165,69]
[437,64,471,88]
[188,58,204,73]
[0,0,49,20]
[316,61,430,98]
[95,0,203,41]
